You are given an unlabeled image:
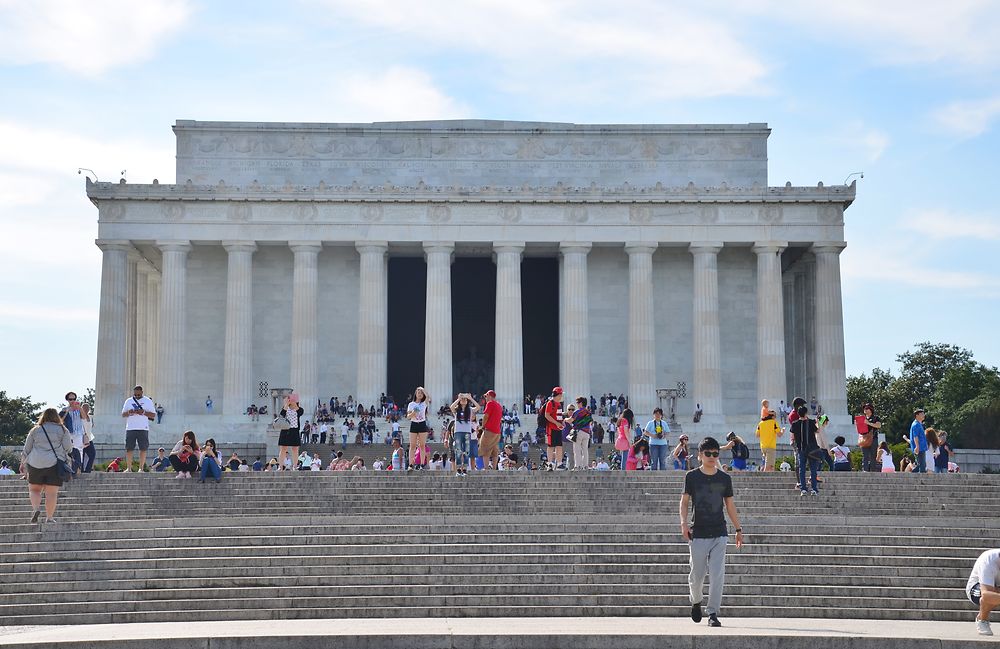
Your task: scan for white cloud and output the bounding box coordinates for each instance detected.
[0,0,192,75]
[905,210,1000,241]
[312,0,769,100]
[842,239,1000,296]
[334,67,470,122]
[933,97,1000,138]
[0,120,174,185]
[728,0,1000,67]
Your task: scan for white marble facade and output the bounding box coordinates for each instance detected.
[88,120,854,442]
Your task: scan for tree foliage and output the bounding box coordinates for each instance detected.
[847,342,1000,448]
[0,391,44,446]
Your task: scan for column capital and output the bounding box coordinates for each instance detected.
[493,241,525,255]
[423,241,455,255]
[155,240,192,254]
[624,242,658,256]
[752,241,788,255]
[559,241,592,255]
[95,239,133,253]
[289,241,322,255]
[222,241,258,254]
[356,240,389,255]
[811,241,847,255]
[689,241,724,255]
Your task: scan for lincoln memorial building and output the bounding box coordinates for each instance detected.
[86,119,854,442]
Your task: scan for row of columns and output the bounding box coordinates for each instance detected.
[94,238,847,424]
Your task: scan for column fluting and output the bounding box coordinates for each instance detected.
[560,242,591,403]
[290,242,321,416]
[423,242,454,406]
[753,241,789,412]
[156,240,192,419]
[626,243,658,418]
[94,240,132,429]
[813,242,849,424]
[690,243,724,425]
[223,242,257,417]
[356,241,389,410]
[493,242,525,409]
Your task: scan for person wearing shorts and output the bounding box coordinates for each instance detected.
[478,390,502,469]
[22,409,74,524]
[121,385,155,472]
[544,387,565,469]
[407,387,431,470]
[968,548,1000,636]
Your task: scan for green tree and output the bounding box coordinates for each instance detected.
[0,391,44,446]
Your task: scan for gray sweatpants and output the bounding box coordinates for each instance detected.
[689,536,728,615]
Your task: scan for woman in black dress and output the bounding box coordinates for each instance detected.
[278,395,305,471]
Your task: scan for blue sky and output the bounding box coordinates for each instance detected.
[1,0,999,407]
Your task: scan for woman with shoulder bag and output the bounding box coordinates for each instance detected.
[22,408,74,524]
[860,403,881,472]
[615,409,635,471]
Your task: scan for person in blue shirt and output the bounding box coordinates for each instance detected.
[252,457,263,471]
[643,408,671,471]
[910,408,929,473]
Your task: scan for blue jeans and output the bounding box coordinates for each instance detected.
[620,449,628,470]
[673,457,687,470]
[914,451,927,473]
[201,457,221,481]
[70,448,83,474]
[649,444,669,471]
[797,450,819,492]
[469,436,479,469]
[454,431,470,465]
[934,464,946,474]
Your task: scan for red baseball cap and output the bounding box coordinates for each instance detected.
[552,386,563,395]
[485,389,497,397]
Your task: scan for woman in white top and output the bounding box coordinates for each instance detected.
[80,404,96,473]
[407,387,431,469]
[876,441,895,473]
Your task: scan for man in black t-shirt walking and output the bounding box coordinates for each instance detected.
[680,436,744,627]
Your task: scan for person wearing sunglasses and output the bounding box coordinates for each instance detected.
[680,436,744,628]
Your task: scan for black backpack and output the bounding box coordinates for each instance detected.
[734,441,750,460]
[536,400,550,430]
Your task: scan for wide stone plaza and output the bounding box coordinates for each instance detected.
[87,119,854,444]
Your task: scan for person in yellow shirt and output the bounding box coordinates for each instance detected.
[755,411,783,471]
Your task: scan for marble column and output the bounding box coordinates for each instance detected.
[753,241,788,410]
[146,272,161,399]
[813,242,849,423]
[156,241,191,419]
[424,242,454,406]
[223,242,257,417]
[494,242,525,408]
[134,262,150,392]
[626,243,657,418]
[356,241,389,410]
[560,242,591,403]
[94,240,132,427]
[125,251,139,391]
[690,243,724,425]
[290,242,321,416]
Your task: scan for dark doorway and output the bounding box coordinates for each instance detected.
[387,257,426,404]
[451,258,496,397]
[521,257,559,400]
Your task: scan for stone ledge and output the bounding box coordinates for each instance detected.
[0,617,991,648]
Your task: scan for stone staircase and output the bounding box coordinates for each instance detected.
[0,472,997,626]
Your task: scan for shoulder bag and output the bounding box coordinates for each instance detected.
[39,423,74,479]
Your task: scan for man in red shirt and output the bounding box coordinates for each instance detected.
[479,390,503,470]
[544,387,565,469]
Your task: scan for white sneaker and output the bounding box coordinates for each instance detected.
[123,468,132,473]
[977,618,993,636]
[175,472,184,479]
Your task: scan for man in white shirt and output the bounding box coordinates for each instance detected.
[0,460,14,475]
[968,548,1000,635]
[121,385,155,472]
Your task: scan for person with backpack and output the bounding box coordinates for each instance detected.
[791,405,821,495]
[542,387,565,469]
[721,432,750,471]
[568,396,593,470]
